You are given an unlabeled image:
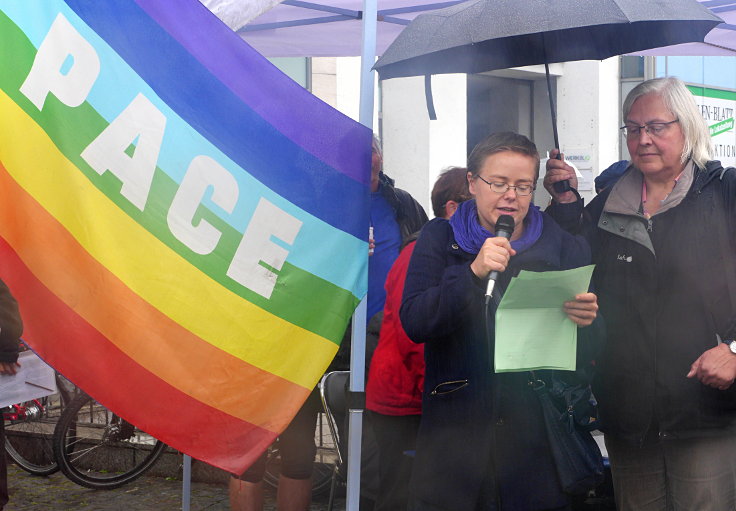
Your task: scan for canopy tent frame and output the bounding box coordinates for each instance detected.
[239,0,463,33]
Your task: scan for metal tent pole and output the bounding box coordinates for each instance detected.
[346,1,377,510]
[182,454,192,511]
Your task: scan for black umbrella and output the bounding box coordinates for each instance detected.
[373,0,722,191]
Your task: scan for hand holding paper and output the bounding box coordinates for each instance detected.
[564,292,598,327]
[0,351,57,408]
[0,361,20,375]
[494,265,595,373]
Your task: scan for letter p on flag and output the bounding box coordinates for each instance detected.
[20,13,100,110]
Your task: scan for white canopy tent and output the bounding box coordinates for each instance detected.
[204,0,463,56]
[201,0,288,30]
[208,0,736,57]
[187,1,736,510]
[635,0,736,55]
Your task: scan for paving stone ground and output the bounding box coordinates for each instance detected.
[4,463,345,511]
[3,459,615,510]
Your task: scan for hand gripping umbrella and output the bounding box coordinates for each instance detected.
[373,0,722,192]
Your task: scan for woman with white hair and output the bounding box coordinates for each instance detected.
[545,76,736,510]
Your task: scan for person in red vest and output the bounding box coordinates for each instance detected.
[366,166,470,511]
[230,135,427,511]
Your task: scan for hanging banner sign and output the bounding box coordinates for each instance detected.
[688,85,736,167]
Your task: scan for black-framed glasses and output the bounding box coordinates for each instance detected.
[620,119,679,138]
[475,175,535,196]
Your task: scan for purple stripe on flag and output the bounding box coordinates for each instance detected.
[134,0,371,187]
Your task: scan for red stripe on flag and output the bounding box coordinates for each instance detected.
[0,237,275,475]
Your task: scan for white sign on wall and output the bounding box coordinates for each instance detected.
[689,86,736,167]
[563,149,594,192]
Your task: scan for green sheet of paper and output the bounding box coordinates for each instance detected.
[494,265,595,373]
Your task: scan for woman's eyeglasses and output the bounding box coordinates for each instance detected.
[475,175,534,196]
[620,119,679,138]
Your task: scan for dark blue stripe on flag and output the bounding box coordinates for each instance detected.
[136,0,371,188]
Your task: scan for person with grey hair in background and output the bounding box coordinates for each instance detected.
[545,76,736,510]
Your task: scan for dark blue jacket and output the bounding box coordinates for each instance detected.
[400,214,595,511]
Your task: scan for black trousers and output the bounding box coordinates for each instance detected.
[237,389,321,482]
[370,411,420,511]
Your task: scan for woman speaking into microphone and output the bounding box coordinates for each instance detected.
[400,132,599,511]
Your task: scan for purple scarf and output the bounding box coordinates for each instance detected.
[449,199,543,255]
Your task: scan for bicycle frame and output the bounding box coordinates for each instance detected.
[3,400,45,422]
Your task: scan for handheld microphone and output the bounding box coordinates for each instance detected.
[485,215,515,298]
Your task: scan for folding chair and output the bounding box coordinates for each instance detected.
[319,371,349,511]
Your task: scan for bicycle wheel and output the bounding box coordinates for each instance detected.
[52,393,166,490]
[4,374,75,476]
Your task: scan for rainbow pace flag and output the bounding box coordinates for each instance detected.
[0,1,370,474]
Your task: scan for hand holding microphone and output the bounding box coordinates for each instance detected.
[486,215,516,296]
[485,215,515,298]
[469,215,516,298]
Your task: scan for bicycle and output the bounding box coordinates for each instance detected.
[3,395,65,476]
[52,392,166,490]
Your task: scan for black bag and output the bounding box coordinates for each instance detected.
[530,373,605,495]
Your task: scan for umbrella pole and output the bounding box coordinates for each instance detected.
[544,57,571,192]
[544,62,560,150]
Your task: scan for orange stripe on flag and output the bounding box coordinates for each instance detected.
[0,162,310,432]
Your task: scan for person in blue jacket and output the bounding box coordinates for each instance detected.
[400,132,599,511]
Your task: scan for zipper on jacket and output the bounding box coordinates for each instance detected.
[640,228,660,447]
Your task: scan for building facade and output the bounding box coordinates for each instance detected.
[273,55,736,213]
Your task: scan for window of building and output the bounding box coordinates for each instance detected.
[654,56,736,90]
[268,57,311,90]
[621,56,645,79]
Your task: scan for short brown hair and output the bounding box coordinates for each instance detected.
[431,166,470,218]
[467,132,540,182]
